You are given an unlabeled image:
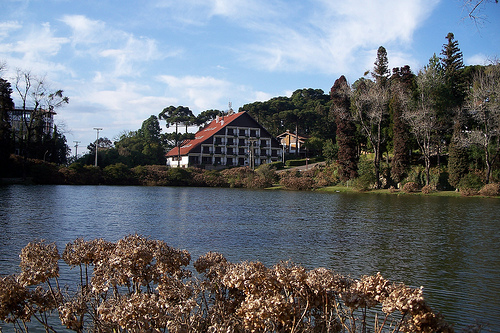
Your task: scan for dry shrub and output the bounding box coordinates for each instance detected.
[403,181,419,193]
[421,184,434,194]
[478,183,500,197]
[1,236,454,333]
[460,188,478,197]
[279,171,317,190]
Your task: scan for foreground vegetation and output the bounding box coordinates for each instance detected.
[0,235,463,333]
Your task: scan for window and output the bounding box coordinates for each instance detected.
[250,129,257,137]
[239,129,246,136]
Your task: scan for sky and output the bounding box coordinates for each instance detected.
[1,0,499,156]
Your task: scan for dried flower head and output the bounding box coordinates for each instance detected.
[18,240,60,286]
[0,275,30,323]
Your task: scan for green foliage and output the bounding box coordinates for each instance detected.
[458,172,484,192]
[166,167,191,186]
[103,163,137,185]
[351,157,376,191]
[268,161,284,170]
[322,139,338,164]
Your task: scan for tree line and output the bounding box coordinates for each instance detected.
[2,32,499,192]
[241,33,500,189]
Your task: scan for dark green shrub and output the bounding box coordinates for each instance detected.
[458,172,484,193]
[103,163,137,185]
[167,167,191,186]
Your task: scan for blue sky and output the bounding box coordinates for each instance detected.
[1,0,499,155]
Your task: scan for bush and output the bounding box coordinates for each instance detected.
[166,167,191,186]
[279,170,316,190]
[403,182,419,193]
[0,236,454,333]
[103,163,137,185]
[132,165,170,186]
[478,183,500,197]
[421,184,434,194]
[352,158,376,191]
[458,172,484,192]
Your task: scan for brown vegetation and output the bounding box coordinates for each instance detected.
[0,236,455,332]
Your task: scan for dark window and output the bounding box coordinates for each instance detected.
[239,138,245,146]
[202,147,210,154]
[250,129,256,137]
[239,129,246,136]
[227,148,233,155]
[239,148,245,155]
[227,138,234,145]
[227,128,234,135]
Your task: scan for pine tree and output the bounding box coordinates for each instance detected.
[372,46,390,87]
[330,76,358,181]
[441,33,466,108]
[389,66,414,184]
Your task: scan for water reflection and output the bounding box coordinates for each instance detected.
[0,185,499,331]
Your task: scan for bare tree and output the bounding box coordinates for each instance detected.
[13,69,69,159]
[463,0,499,23]
[461,62,500,183]
[402,62,444,186]
[352,79,389,188]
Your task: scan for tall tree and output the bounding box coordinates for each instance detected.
[330,75,358,181]
[196,109,224,129]
[389,66,414,184]
[372,46,390,87]
[448,109,470,188]
[13,69,69,160]
[439,32,466,163]
[403,57,444,185]
[461,63,500,183]
[352,76,390,189]
[0,64,14,174]
[140,115,162,143]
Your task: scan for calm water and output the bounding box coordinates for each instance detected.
[1,185,499,331]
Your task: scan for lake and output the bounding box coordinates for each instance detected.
[1,185,499,331]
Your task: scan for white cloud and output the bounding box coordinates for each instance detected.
[61,15,169,78]
[466,53,489,65]
[0,21,22,39]
[4,22,69,62]
[60,15,106,46]
[234,0,439,76]
[158,75,236,112]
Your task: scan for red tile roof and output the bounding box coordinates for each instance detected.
[165,111,245,157]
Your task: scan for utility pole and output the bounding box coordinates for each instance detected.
[93,128,102,167]
[73,141,80,159]
[248,138,257,170]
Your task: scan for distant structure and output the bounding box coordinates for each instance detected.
[165,111,281,169]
